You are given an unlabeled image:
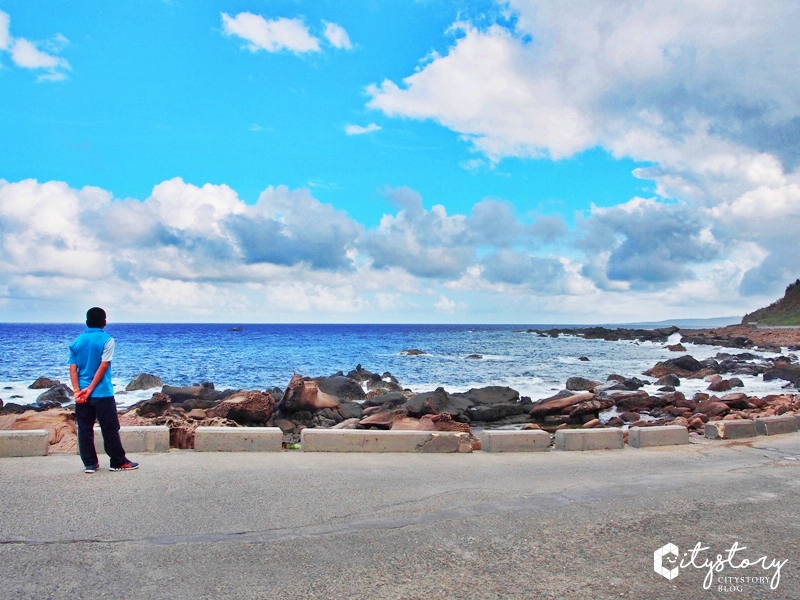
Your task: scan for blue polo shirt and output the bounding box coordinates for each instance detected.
[68,328,115,398]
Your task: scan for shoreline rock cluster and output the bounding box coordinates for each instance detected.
[3,336,800,452]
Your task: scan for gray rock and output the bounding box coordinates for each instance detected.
[362,392,408,408]
[29,377,60,389]
[314,376,366,401]
[452,386,520,405]
[655,374,681,387]
[566,377,602,391]
[35,384,73,405]
[125,373,163,391]
[402,387,473,422]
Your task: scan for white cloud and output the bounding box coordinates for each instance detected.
[344,123,381,136]
[221,12,320,54]
[365,0,800,300]
[434,294,456,313]
[0,12,70,81]
[0,11,9,50]
[323,21,352,50]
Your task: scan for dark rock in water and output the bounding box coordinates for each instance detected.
[0,402,27,414]
[622,377,648,390]
[31,400,62,411]
[528,325,678,343]
[207,391,275,425]
[362,392,408,408]
[345,364,375,382]
[666,344,686,352]
[607,374,626,383]
[227,327,243,332]
[314,376,366,401]
[3,386,12,390]
[658,386,676,392]
[643,355,705,378]
[656,374,681,387]
[452,386,520,405]
[10,395,23,399]
[401,349,427,356]
[465,354,483,359]
[707,379,732,392]
[402,387,472,422]
[162,385,203,403]
[763,364,800,382]
[566,377,601,391]
[578,356,590,361]
[29,377,60,389]
[36,384,73,405]
[366,378,403,393]
[125,373,163,391]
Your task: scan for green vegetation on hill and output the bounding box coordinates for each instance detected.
[742,279,800,325]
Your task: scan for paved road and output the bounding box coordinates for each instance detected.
[1,437,799,599]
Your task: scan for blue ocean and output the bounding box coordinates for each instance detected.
[0,323,788,408]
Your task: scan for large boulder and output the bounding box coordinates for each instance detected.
[452,386,520,405]
[161,385,203,403]
[125,373,163,391]
[313,376,366,401]
[402,388,472,422]
[363,392,408,408]
[643,355,705,378]
[529,391,594,418]
[207,391,275,425]
[359,408,408,428]
[763,364,800,382]
[565,377,602,391]
[469,403,524,422]
[280,374,340,413]
[604,390,655,412]
[29,377,60,389]
[132,392,172,417]
[35,384,74,405]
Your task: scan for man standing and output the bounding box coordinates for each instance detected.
[69,307,139,474]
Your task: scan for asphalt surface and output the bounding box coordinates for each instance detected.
[1,436,799,599]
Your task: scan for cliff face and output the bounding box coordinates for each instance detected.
[742,279,800,325]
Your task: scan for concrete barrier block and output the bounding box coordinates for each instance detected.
[94,426,170,453]
[194,427,283,452]
[301,429,472,453]
[555,428,624,451]
[705,420,757,440]
[0,430,49,457]
[480,430,550,452]
[755,416,799,436]
[628,425,689,448]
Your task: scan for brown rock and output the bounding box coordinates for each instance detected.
[0,408,77,452]
[206,391,275,425]
[582,418,600,428]
[185,409,207,420]
[280,374,339,412]
[28,377,61,389]
[521,423,541,430]
[568,397,615,417]
[666,344,686,351]
[719,393,754,410]
[707,379,732,392]
[620,411,640,422]
[670,416,689,428]
[134,393,172,418]
[529,391,594,418]
[360,409,407,428]
[697,400,730,419]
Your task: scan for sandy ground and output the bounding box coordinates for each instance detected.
[1,437,800,599]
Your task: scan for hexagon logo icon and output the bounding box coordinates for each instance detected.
[654,543,680,580]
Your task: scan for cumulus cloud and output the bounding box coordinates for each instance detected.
[578,198,719,290]
[345,123,381,136]
[365,0,800,299]
[481,250,568,293]
[221,13,320,54]
[0,11,70,81]
[323,21,352,50]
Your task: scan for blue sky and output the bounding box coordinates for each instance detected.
[0,1,798,322]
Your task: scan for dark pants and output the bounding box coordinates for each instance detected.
[76,396,128,468]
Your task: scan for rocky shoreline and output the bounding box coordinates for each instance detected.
[2,339,800,453]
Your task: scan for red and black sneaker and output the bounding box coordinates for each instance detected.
[110,461,139,471]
